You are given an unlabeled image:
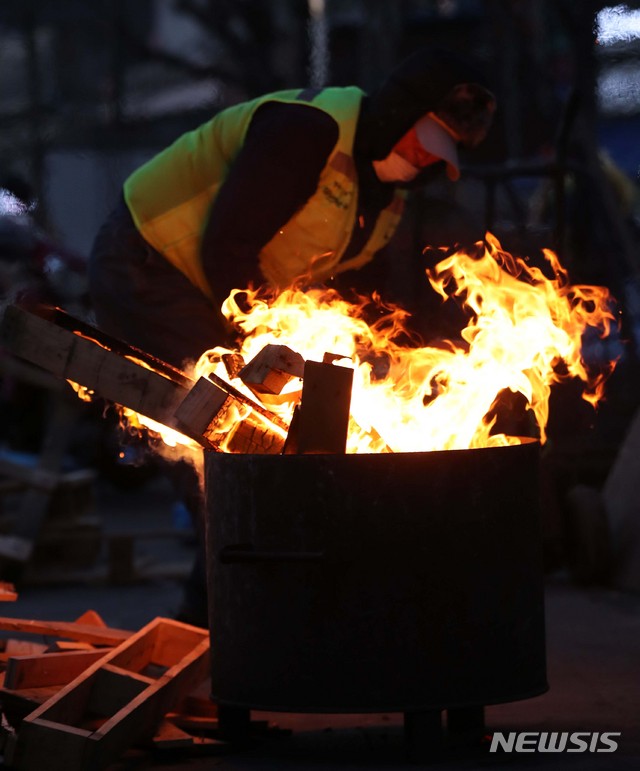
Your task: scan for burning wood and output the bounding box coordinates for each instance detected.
[178,350,354,455]
[175,346,306,453]
[175,374,287,454]
[0,306,289,456]
[0,233,619,459]
[201,236,617,454]
[221,352,245,379]
[238,343,304,396]
[1,305,199,444]
[284,359,353,455]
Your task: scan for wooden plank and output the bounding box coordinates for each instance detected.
[1,305,75,379]
[87,666,153,717]
[0,353,67,392]
[152,718,224,751]
[45,305,192,387]
[9,618,209,771]
[165,695,219,734]
[26,672,96,727]
[4,718,91,770]
[0,682,59,727]
[1,305,203,445]
[4,649,108,690]
[296,359,353,454]
[221,352,245,379]
[152,623,208,668]
[238,344,304,395]
[174,376,229,438]
[0,617,131,646]
[0,582,17,601]
[51,642,97,652]
[67,335,191,434]
[72,610,106,628]
[0,639,48,660]
[175,376,286,454]
[92,626,159,676]
[88,638,209,766]
[152,718,200,748]
[207,372,289,432]
[224,416,285,454]
[165,713,219,733]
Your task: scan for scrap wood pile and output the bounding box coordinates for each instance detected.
[0,609,226,770]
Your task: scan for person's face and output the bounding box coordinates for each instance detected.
[392,127,441,170]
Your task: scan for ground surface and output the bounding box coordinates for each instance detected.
[1,474,638,771]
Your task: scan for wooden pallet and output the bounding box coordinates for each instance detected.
[4,617,209,771]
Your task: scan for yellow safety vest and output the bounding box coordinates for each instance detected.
[124,87,405,298]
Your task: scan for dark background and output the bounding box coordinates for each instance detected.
[0,7,639,767]
[1,0,640,579]
[1,1,639,258]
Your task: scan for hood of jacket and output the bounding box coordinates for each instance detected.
[356,46,493,162]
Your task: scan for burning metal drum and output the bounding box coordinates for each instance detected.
[205,439,547,713]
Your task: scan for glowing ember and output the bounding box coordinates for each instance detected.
[189,233,617,454]
[68,381,95,402]
[119,407,200,450]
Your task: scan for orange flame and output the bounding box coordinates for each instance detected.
[119,407,200,450]
[193,233,618,453]
[68,381,94,402]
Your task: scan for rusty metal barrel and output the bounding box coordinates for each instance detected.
[205,439,547,713]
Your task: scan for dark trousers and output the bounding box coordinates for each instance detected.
[89,196,228,369]
[89,197,222,625]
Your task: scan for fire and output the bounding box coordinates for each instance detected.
[119,408,200,450]
[191,233,617,453]
[68,381,94,402]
